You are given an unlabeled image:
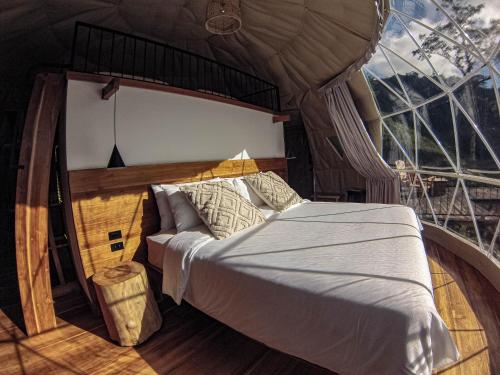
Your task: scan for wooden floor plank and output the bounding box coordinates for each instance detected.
[0,238,498,374]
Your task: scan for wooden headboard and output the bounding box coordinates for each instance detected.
[68,158,287,280]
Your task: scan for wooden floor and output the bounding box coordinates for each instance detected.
[0,239,498,375]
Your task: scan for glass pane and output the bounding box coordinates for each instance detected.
[379,14,438,79]
[364,69,410,115]
[446,181,479,246]
[454,105,499,176]
[493,49,500,74]
[383,129,413,168]
[393,0,478,53]
[453,67,500,166]
[424,176,458,225]
[416,116,455,171]
[407,174,434,223]
[399,13,483,87]
[416,95,456,164]
[383,111,415,162]
[435,0,500,60]
[365,47,407,100]
[463,180,500,252]
[493,226,500,262]
[382,46,443,105]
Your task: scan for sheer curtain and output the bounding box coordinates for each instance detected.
[324,82,400,204]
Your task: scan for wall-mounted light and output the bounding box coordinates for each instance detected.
[107,91,125,168]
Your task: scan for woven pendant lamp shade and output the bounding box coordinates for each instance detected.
[205,0,242,35]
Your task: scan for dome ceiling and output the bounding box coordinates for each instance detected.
[0,0,380,108]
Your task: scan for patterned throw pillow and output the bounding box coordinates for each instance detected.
[244,171,302,211]
[179,181,266,240]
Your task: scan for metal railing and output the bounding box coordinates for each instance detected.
[399,172,500,261]
[70,22,281,112]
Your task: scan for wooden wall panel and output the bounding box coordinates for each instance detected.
[69,158,287,279]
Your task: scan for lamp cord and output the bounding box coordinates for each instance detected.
[113,92,117,146]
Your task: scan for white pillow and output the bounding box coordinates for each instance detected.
[163,178,221,232]
[151,184,175,230]
[232,177,265,206]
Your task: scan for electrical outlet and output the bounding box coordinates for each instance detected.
[110,241,124,252]
[108,230,122,241]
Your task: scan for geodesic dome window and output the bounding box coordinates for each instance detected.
[362,0,500,261]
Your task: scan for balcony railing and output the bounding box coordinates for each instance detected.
[399,171,500,261]
[70,22,281,112]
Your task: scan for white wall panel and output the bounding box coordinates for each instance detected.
[66,80,284,171]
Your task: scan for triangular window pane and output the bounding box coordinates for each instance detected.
[364,69,410,115]
[383,111,415,163]
[364,47,407,99]
[445,182,479,246]
[423,176,457,225]
[382,46,443,105]
[416,116,454,172]
[393,1,477,53]
[398,13,483,87]
[434,0,500,61]
[379,14,437,79]
[453,104,499,176]
[492,222,500,262]
[493,50,500,74]
[453,67,500,171]
[383,126,413,170]
[406,174,433,223]
[416,95,456,163]
[463,180,499,252]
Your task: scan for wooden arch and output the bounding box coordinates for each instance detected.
[15,73,65,336]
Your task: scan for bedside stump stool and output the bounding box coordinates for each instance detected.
[93,261,162,346]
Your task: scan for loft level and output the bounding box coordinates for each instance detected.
[70,22,280,112]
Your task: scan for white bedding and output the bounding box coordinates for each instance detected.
[159,202,459,374]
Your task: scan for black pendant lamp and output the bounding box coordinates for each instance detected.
[107,93,125,168]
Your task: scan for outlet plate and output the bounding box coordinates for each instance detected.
[108,230,122,241]
[110,242,124,252]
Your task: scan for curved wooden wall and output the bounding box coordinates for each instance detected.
[15,73,65,336]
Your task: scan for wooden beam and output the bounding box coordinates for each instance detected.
[101,78,120,100]
[16,73,65,336]
[66,71,279,115]
[272,114,290,123]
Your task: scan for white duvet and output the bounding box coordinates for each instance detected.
[161,202,459,374]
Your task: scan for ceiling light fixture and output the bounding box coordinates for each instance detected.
[205,0,242,35]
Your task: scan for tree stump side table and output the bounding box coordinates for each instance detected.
[92,261,162,346]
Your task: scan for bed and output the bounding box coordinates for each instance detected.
[148,201,459,374]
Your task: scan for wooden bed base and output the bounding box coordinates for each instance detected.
[67,158,287,303]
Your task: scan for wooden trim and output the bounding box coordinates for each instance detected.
[66,71,278,115]
[69,158,287,195]
[15,73,65,336]
[68,158,287,282]
[101,78,120,100]
[272,115,290,123]
[422,222,500,293]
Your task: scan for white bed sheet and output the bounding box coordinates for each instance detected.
[160,202,459,374]
[146,229,177,269]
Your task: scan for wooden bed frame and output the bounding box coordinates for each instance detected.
[67,158,287,303]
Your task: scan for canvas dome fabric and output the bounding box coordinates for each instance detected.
[362,0,500,259]
[0,0,386,193]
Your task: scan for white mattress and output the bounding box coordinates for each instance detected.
[156,202,459,374]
